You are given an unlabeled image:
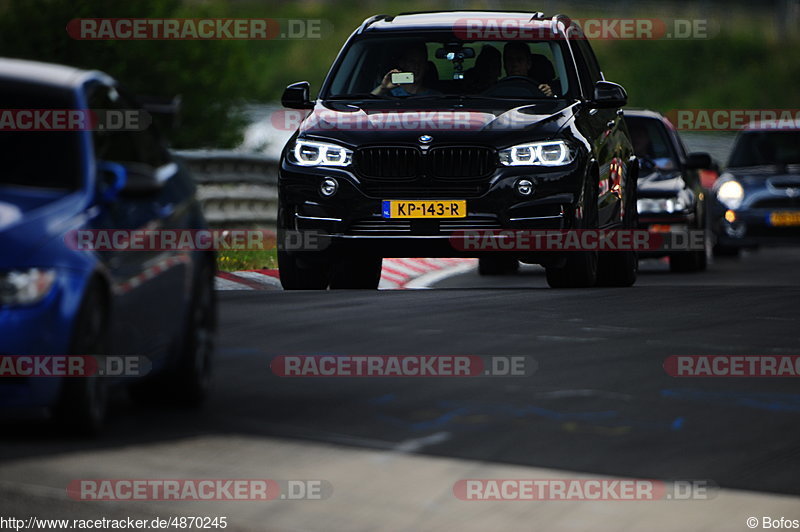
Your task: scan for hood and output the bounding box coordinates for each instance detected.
[637,169,686,198]
[296,99,578,147]
[0,187,89,268]
[726,165,800,191]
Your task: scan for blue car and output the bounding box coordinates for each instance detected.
[0,59,216,433]
[712,122,800,255]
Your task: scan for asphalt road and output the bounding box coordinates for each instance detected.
[1,248,799,530]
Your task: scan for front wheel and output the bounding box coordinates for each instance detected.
[712,243,740,258]
[597,249,638,286]
[54,281,109,436]
[546,175,599,288]
[670,249,707,272]
[278,250,330,290]
[329,256,382,289]
[174,260,216,405]
[130,260,216,407]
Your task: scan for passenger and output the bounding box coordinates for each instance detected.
[372,44,441,97]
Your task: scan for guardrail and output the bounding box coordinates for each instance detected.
[173,150,279,227]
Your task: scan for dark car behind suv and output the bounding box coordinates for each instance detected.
[626,110,712,272]
[278,11,638,289]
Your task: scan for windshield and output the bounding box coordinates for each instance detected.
[626,116,679,171]
[728,130,800,168]
[0,81,83,191]
[323,34,574,100]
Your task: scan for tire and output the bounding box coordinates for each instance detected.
[131,259,216,407]
[329,256,382,289]
[278,250,330,290]
[671,227,709,272]
[546,175,599,288]
[670,249,707,272]
[478,256,519,276]
[597,249,638,286]
[597,161,638,287]
[712,243,740,258]
[54,281,109,436]
[174,259,216,405]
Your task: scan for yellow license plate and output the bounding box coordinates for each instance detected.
[769,211,800,226]
[382,200,466,219]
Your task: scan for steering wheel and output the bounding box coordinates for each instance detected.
[482,76,547,98]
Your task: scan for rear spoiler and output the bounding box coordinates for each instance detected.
[138,95,182,128]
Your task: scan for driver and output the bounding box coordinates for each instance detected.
[372,44,441,97]
[502,42,554,97]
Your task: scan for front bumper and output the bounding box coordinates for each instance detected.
[0,272,84,409]
[637,211,696,258]
[279,158,585,258]
[713,207,800,247]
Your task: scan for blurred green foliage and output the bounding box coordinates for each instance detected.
[1,0,796,147]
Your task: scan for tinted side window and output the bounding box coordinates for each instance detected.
[578,39,602,84]
[88,85,169,168]
[88,85,139,163]
[572,39,602,98]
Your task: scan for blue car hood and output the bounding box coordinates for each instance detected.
[0,187,90,269]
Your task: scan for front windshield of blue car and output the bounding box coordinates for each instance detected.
[728,130,800,168]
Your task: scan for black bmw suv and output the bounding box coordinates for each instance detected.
[278,11,637,289]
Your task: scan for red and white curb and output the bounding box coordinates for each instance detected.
[214,258,477,291]
[378,258,477,289]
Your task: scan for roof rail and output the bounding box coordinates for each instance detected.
[357,14,391,34]
[550,13,573,34]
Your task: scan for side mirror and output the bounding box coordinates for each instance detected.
[282,81,314,110]
[138,94,181,130]
[590,81,627,109]
[97,161,127,203]
[120,162,164,196]
[685,152,712,170]
[97,161,165,202]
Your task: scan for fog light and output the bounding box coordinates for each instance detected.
[320,177,338,197]
[516,179,534,196]
[724,222,746,238]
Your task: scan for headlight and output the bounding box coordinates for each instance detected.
[0,268,56,306]
[716,180,744,209]
[637,197,687,214]
[499,140,575,167]
[291,139,352,167]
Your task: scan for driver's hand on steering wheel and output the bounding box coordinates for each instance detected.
[539,83,554,97]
